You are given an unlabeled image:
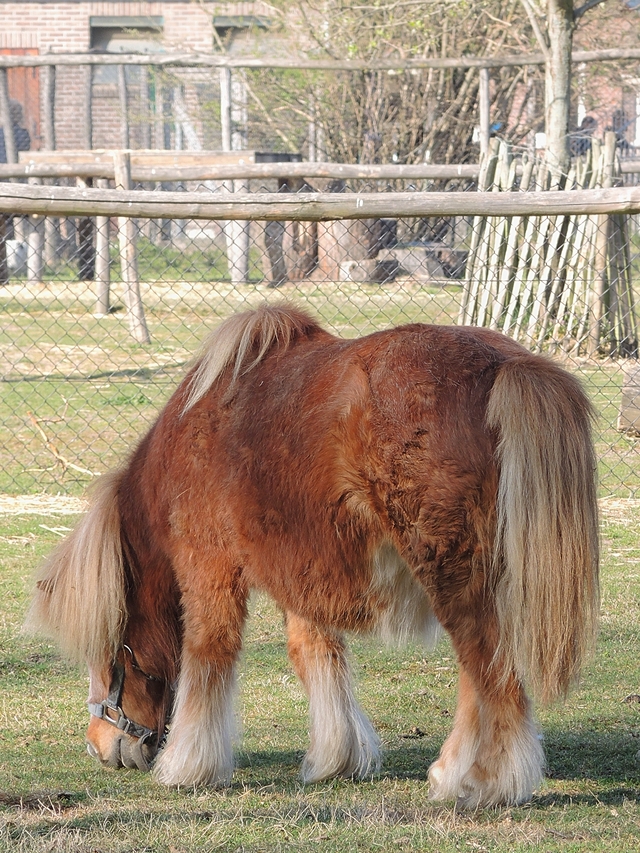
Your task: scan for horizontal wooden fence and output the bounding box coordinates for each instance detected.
[1,157,639,498]
[1,179,640,219]
[1,151,639,352]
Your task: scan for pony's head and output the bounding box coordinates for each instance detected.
[26,304,319,776]
[85,644,172,771]
[26,471,175,772]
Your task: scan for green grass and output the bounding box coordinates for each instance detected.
[0,504,639,851]
[5,239,237,286]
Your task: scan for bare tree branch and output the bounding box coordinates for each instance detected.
[243,76,298,152]
[519,0,551,57]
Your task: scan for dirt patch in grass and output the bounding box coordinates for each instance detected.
[599,498,640,525]
[0,495,86,515]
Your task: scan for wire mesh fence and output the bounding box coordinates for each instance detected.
[1,156,639,499]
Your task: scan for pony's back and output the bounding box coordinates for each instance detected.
[183,304,324,413]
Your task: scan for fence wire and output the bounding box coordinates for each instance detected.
[1,171,639,498]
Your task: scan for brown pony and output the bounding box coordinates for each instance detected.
[27,303,599,807]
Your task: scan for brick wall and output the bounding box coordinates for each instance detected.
[0,0,261,150]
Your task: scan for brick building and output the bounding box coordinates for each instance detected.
[572,0,640,153]
[0,1,275,152]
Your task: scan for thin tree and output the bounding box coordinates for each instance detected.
[521,0,609,178]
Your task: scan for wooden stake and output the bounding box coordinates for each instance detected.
[588,131,616,356]
[478,68,490,159]
[0,213,7,285]
[95,178,110,315]
[113,151,150,344]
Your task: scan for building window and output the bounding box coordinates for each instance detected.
[90,16,164,84]
[213,16,270,53]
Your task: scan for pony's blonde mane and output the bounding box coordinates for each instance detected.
[182,303,318,414]
[25,470,127,667]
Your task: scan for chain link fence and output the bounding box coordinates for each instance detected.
[1,154,639,498]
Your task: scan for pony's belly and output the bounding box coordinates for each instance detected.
[249,541,441,646]
[369,542,442,648]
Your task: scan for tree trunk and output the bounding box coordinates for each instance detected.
[118,65,129,150]
[545,0,574,179]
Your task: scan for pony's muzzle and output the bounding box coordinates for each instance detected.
[87,731,158,772]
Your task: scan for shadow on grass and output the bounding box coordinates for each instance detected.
[533,788,639,808]
[2,727,638,830]
[543,727,640,784]
[234,727,640,793]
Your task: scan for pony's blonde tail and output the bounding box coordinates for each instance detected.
[486,356,599,704]
[25,470,126,668]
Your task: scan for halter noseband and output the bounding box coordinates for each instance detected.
[88,645,168,754]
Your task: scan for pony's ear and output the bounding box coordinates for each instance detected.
[36,578,54,593]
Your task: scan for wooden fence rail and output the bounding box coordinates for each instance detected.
[2,160,638,183]
[1,48,640,70]
[1,182,640,220]
[0,162,482,182]
[1,173,637,354]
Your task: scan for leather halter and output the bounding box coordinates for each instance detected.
[88,645,167,745]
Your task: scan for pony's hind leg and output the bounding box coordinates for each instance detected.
[286,613,381,782]
[153,560,248,788]
[428,658,544,808]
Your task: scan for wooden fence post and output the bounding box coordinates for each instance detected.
[41,64,56,150]
[118,65,129,149]
[220,68,231,153]
[95,177,111,315]
[220,67,249,284]
[0,67,15,285]
[26,215,44,283]
[41,62,59,271]
[588,131,616,356]
[140,66,152,149]
[140,66,154,242]
[113,151,150,344]
[26,177,44,284]
[83,65,93,149]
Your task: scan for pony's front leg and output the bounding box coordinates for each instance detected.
[428,661,543,808]
[154,569,248,788]
[286,612,381,782]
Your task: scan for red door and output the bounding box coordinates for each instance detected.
[1,48,41,151]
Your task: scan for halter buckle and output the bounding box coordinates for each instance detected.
[88,656,160,742]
